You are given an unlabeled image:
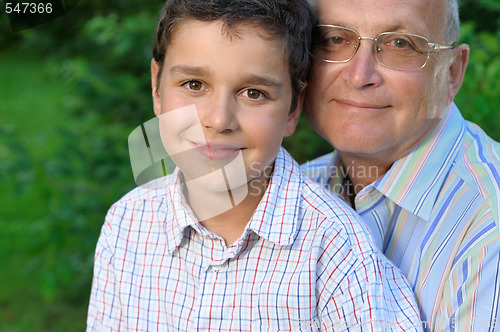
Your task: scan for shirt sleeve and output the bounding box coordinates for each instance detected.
[318,250,423,331]
[86,207,124,332]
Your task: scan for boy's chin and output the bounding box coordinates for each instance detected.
[182,173,251,221]
[182,169,248,195]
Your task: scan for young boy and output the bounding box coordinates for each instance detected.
[87,0,422,330]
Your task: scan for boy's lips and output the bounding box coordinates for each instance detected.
[190,141,245,161]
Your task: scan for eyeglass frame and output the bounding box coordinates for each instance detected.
[310,24,456,71]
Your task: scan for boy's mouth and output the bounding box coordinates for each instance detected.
[190,141,245,161]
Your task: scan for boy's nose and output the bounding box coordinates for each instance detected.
[199,94,239,133]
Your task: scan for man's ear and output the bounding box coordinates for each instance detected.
[284,84,307,137]
[447,43,469,104]
[151,59,162,117]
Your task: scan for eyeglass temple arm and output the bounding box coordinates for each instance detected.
[428,42,455,51]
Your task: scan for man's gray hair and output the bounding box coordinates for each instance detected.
[307,0,461,43]
[446,0,461,43]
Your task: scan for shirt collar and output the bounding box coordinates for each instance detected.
[373,103,466,220]
[164,168,199,254]
[164,147,301,253]
[246,147,301,246]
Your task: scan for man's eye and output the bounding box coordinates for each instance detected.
[385,37,417,51]
[183,80,204,91]
[328,36,345,45]
[392,38,409,48]
[242,89,266,100]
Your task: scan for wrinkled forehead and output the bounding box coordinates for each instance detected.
[314,0,447,40]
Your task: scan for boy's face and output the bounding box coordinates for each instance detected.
[151,19,302,197]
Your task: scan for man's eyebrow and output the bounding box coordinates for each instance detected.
[326,22,408,33]
[242,74,283,89]
[169,65,211,77]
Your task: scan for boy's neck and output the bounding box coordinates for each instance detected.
[184,173,270,247]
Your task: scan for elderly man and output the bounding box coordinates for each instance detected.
[303,0,500,331]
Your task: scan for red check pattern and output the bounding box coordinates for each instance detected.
[87,148,421,331]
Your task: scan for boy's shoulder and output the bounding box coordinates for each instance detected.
[300,173,371,236]
[110,173,177,208]
[300,174,354,218]
[102,173,181,239]
[278,157,379,269]
[274,148,374,250]
[274,147,362,223]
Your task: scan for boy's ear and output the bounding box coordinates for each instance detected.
[284,84,307,137]
[151,59,162,117]
[447,43,469,105]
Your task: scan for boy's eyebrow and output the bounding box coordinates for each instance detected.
[169,65,211,77]
[169,65,283,89]
[241,74,283,89]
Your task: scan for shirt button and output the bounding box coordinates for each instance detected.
[211,262,227,271]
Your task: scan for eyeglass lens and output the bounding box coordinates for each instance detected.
[311,26,430,70]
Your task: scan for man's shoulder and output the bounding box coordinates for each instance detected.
[456,122,500,190]
[452,121,500,223]
[462,120,500,163]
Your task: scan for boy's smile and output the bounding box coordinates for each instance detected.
[152,19,302,201]
[190,141,245,161]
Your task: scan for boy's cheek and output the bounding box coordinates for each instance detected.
[159,105,205,153]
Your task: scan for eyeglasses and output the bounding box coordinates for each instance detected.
[311,25,455,71]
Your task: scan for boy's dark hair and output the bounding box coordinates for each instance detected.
[152,0,317,112]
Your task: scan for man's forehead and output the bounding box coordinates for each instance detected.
[313,0,447,18]
[315,0,446,37]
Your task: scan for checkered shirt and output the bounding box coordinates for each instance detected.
[87,148,421,331]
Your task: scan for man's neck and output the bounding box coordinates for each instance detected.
[337,118,442,196]
[338,153,392,196]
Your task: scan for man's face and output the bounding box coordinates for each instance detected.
[152,19,301,196]
[305,0,460,165]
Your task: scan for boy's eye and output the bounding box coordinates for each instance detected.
[183,80,204,91]
[242,89,266,100]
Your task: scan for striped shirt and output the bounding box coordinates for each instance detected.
[87,148,421,331]
[302,103,500,331]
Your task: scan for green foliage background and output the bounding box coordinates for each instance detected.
[0,0,499,330]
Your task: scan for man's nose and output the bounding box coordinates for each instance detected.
[344,38,383,89]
